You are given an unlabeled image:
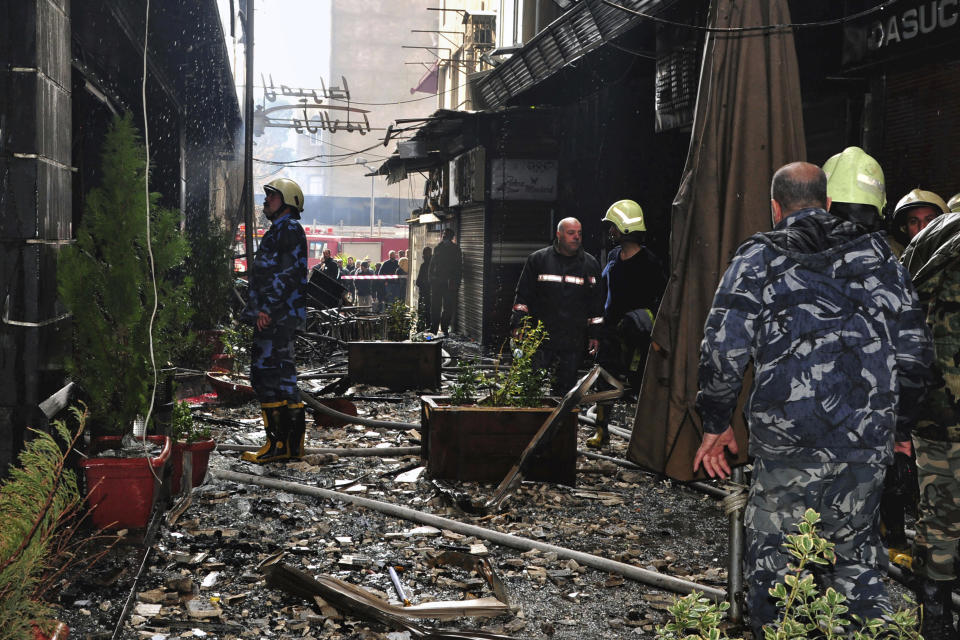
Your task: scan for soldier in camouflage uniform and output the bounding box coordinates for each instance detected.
[693,162,933,637]
[242,177,309,464]
[901,212,960,639]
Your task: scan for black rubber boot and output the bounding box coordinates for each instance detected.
[916,577,956,640]
[286,402,306,460]
[241,401,289,463]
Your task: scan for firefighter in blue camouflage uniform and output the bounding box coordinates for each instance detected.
[693,162,933,637]
[242,177,309,464]
[901,212,960,639]
[588,200,666,448]
[511,217,604,396]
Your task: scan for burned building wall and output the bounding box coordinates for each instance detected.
[0,0,73,475]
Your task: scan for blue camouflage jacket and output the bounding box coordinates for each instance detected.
[696,208,933,464]
[247,213,308,330]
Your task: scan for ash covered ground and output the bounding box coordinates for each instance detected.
[49,335,912,639]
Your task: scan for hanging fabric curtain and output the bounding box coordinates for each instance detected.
[628,0,807,481]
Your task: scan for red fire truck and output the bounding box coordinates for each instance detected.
[234,224,408,272]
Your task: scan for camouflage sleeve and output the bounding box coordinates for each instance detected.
[261,222,307,320]
[893,268,935,442]
[696,248,764,435]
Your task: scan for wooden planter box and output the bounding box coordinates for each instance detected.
[420,396,577,485]
[348,341,441,390]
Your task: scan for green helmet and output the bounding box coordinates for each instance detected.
[821,146,886,216]
[947,192,960,213]
[603,199,646,234]
[263,177,304,213]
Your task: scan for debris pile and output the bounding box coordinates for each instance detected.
[53,336,739,639]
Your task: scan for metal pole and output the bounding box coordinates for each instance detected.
[369,172,375,236]
[727,466,746,623]
[243,0,255,270]
[213,469,728,602]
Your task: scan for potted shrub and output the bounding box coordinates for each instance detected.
[1,408,97,640]
[183,216,238,371]
[168,401,215,495]
[420,320,578,484]
[57,113,191,528]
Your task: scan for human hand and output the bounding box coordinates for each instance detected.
[256,312,272,330]
[588,339,599,356]
[893,440,912,456]
[692,426,739,479]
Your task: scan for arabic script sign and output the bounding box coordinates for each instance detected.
[489,159,558,201]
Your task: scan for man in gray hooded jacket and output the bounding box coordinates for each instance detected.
[693,162,933,635]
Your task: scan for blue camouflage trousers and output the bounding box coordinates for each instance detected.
[745,458,889,635]
[251,324,300,403]
[911,435,960,582]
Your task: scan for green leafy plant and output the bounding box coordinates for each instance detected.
[0,406,112,637]
[479,318,551,408]
[449,359,483,405]
[170,401,211,443]
[58,113,193,434]
[221,320,253,373]
[655,509,921,640]
[386,299,416,341]
[186,216,236,331]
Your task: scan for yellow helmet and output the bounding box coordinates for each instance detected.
[263,177,304,213]
[821,146,885,215]
[603,199,646,234]
[947,192,960,213]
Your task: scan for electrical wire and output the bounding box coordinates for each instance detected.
[601,0,898,33]
[254,141,387,165]
[141,0,161,483]
[327,81,461,106]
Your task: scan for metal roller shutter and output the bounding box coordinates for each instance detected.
[880,65,960,205]
[458,205,486,341]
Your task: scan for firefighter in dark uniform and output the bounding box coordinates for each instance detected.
[243,177,309,464]
[511,217,604,396]
[589,200,666,448]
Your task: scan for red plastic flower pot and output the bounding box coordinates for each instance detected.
[33,621,68,640]
[170,438,216,495]
[79,435,171,530]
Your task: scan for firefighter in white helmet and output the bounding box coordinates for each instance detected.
[588,200,666,449]
[243,177,309,464]
[946,192,960,214]
[891,188,948,254]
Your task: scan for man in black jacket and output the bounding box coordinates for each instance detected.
[511,217,604,395]
[429,229,463,335]
[416,246,432,330]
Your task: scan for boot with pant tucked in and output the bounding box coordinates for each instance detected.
[586,403,611,449]
[242,401,289,463]
[285,401,307,460]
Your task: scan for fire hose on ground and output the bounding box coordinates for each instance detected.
[212,468,727,603]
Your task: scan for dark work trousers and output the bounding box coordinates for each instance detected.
[430,282,457,333]
[250,324,299,403]
[534,341,585,397]
[417,286,431,331]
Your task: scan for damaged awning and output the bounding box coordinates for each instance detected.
[375,110,481,185]
[474,0,668,109]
